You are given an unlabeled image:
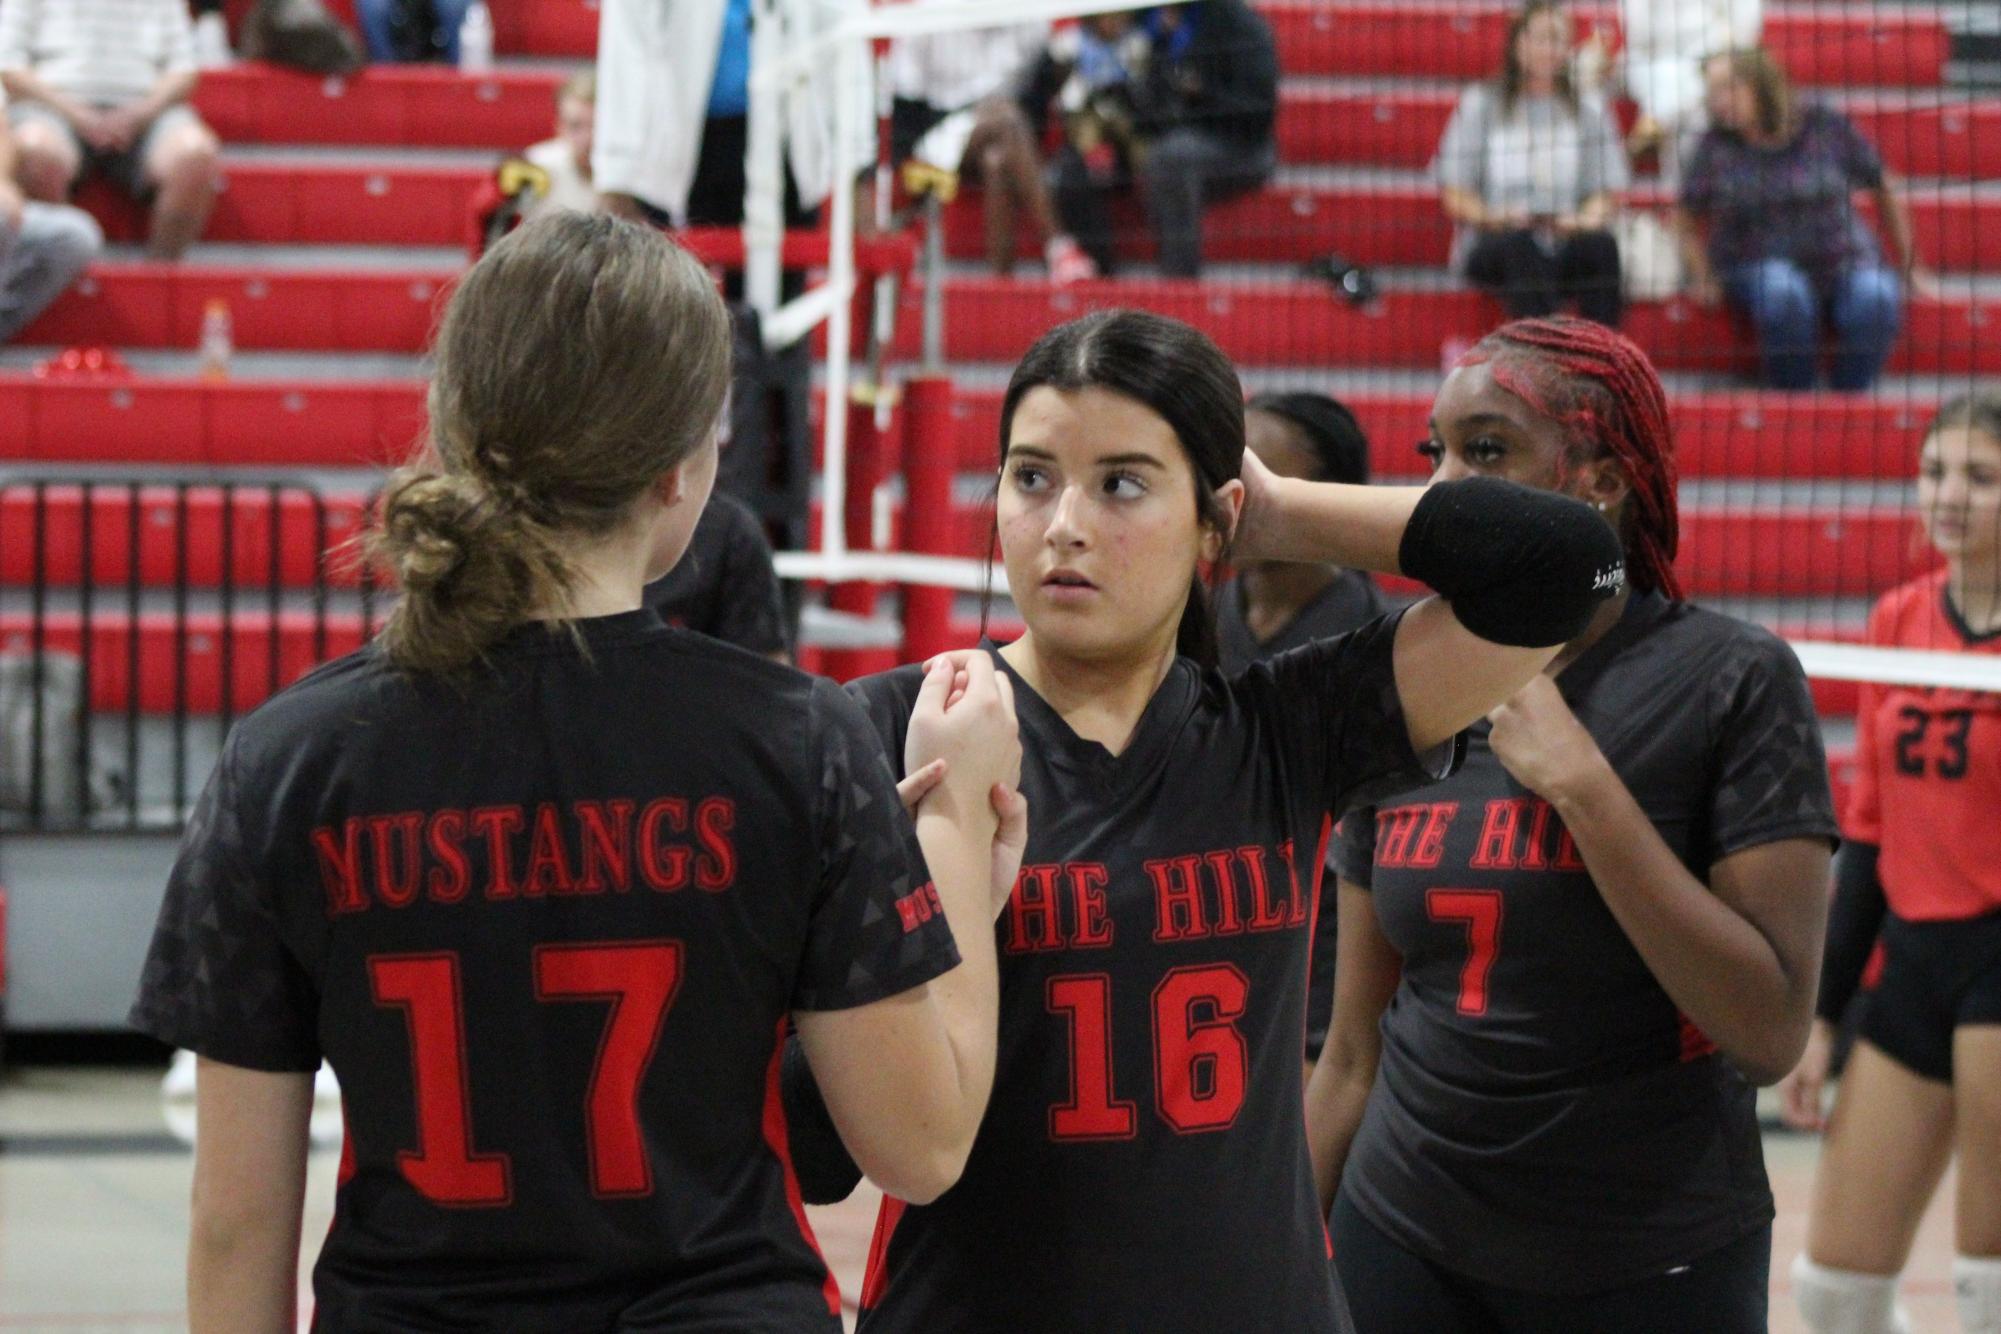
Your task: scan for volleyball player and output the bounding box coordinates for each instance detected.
[785,308,1626,1332]
[1217,391,1388,1068]
[124,213,1026,1332]
[1306,316,1837,1333]
[1782,394,2001,1334]
[644,489,791,661]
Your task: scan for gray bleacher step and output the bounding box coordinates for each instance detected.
[103,241,466,270]
[0,346,429,380]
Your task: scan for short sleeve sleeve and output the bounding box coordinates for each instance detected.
[1703,633,1840,866]
[713,505,790,657]
[793,679,961,1011]
[1433,85,1490,197]
[1250,609,1465,822]
[1829,109,1886,190]
[1334,804,1379,889]
[127,745,321,1073]
[159,0,198,75]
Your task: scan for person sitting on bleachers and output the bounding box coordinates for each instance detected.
[1435,0,1629,329]
[1130,0,1278,279]
[1675,47,1935,392]
[521,71,598,222]
[1023,12,1149,278]
[890,18,1095,284]
[1577,0,1762,185]
[0,0,221,260]
[354,0,473,64]
[0,86,101,342]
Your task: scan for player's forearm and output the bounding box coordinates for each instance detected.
[913,806,1002,1140]
[1258,478,1423,575]
[187,1212,300,1334]
[1553,768,1810,1083]
[1304,1047,1377,1215]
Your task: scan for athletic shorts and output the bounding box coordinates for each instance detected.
[1329,1192,1770,1334]
[1860,908,2001,1083]
[8,100,202,199]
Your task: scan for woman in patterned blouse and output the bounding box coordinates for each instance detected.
[1674,47,1937,392]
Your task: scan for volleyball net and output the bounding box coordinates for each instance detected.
[733,0,1999,755]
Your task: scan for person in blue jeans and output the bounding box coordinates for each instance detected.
[356,0,473,64]
[1675,47,1936,392]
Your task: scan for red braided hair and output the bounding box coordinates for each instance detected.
[1458,315,1684,600]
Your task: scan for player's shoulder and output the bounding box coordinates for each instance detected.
[1867,571,1948,643]
[1650,599,1805,676]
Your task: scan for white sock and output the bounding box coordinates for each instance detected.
[1793,1254,1909,1334]
[1957,1255,2001,1333]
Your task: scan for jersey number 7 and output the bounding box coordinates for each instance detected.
[367,941,683,1206]
[1426,889,1503,1017]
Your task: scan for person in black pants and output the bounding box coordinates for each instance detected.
[1434,1,1629,327]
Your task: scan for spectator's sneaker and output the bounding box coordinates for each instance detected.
[1047,236,1097,286]
[193,11,233,68]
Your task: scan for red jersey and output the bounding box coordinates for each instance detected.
[1846,571,2001,920]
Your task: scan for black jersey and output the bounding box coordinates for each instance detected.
[1218,568,1392,1061]
[129,609,956,1332]
[1335,594,1837,1293]
[1216,569,1390,673]
[644,492,789,657]
[802,613,1458,1333]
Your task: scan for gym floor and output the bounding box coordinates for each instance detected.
[0,1061,1964,1333]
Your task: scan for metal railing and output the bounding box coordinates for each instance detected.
[0,473,383,832]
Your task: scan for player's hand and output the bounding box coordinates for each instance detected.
[988,782,1029,919]
[1777,1018,1835,1133]
[906,655,1020,817]
[1226,446,1287,564]
[1485,674,1607,805]
[896,759,949,817]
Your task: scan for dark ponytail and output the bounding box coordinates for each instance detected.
[992,310,1245,669]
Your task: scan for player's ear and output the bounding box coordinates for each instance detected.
[1206,478,1246,562]
[655,462,688,508]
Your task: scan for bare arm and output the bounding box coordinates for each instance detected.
[1442,185,1508,231]
[793,659,1015,1204]
[1672,207,1720,302]
[1873,176,1938,297]
[1391,598,1560,754]
[0,69,95,126]
[1489,676,1831,1084]
[1304,880,1402,1214]
[187,1060,312,1334]
[129,68,198,124]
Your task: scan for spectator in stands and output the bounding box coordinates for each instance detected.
[1025,12,1150,277]
[1577,0,1762,184]
[1677,47,1935,392]
[593,0,869,236]
[521,72,598,222]
[1132,0,1279,279]
[890,21,1095,284]
[643,490,790,662]
[355,0,474,64]
[1435,0,1629,328]
[0,0,221,261]
[0,90,101,342]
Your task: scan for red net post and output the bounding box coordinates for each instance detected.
[900,373,957,663]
